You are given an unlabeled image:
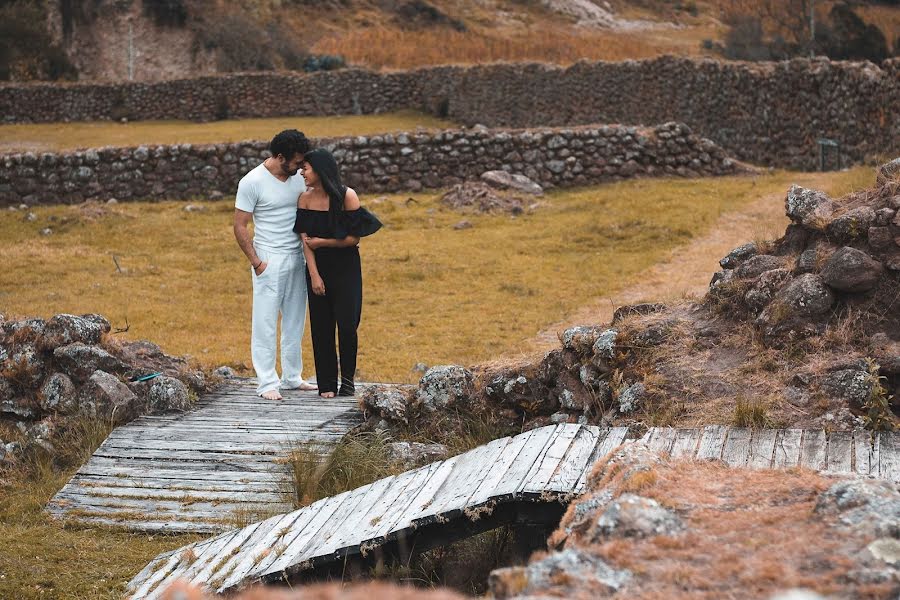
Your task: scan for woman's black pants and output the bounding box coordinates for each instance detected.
[306,247,362,396]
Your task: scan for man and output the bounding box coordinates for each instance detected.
[233,129,317,399]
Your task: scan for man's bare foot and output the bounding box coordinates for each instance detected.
[297,381,318,391]
[260,389,283,400]
[319,391,335,398]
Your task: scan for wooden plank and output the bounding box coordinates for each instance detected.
[800,430,827,471]
[746,428,777,469]
[201,513,289,592]
[51,492,289,516]
[130,551,183,600]
[380,455,461,532]
[51,484,286,504]
[71,474,294,493]
[825,431,853,474]
[466,433,529,508]
[720,428,752,467]
[188,525,265,590]
[773,429,802,468]
[127,550,179,597]
[878,432,900,483]
[425,438,511,517]
[696,425,728,461]
[545,426,601,492]
[490,425,561,499]
[646,427,677,456]
[854,430,875,476]
[520,424,582,494]
[150,533,236,596]
[669,428,702,459]
[575,427,628,493]
[362,462,444,543]
[81,456,282,473]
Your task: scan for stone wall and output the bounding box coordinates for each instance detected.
[1,57,898,170]
[0,122,741,206]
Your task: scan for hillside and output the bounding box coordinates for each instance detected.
[4,0,898,82]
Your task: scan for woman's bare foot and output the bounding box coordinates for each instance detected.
[319,391,335,398]
[260,389,283,400]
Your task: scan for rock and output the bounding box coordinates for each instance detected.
[5,344,46,388]
[550,411,570,423]
[53,343,124,382]
[770,591,828,600]
[114,340,186,375]
[440,182,524,214]
[213,365,234,379]
[485,371,545,410]
[794,248,818,274]
[630,320,676,348]
[611,303,666,324]
[821,247,883,293]
[762,273,834,319]
[735,254,786,279]
[147,376,192,413]
[560,325,604,355]
[869,226,893,250]
[488,549,630,599]
[578,364,604,391]
[617,382,646,413]
[785,185,834,229]
[4,442,21,461]
[413,365,474,412]
[820,368,873,409]
[744,268,791,310]
[452,220,472,230]
[183,204,205,212]
[480,170,543,195]
[1,398,36,419]
[411,362,428,373]
[78,370,138,424]
[867,538,900,566]
[39,372,78,413]
[591,329,619,371]
[39,313,104,349]
[0,442,5,463]
[2,317,45,341]
[386,441,448,467]
[815,478,900,538]
[591,493,683,540]
[874,208,896,226]
[27,419,52,441]
[79,314,111,333]
[719,242,757,269]
[361,385,410,424]
[827,206,876,240]
[876,157,900,186]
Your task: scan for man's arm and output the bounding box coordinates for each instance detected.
[233,209,264,271]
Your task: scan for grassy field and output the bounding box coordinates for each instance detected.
[0,167,878,599]
[0,111,455,153]
[0,168,874,384]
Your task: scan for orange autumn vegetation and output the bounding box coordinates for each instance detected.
[159,580,466,600]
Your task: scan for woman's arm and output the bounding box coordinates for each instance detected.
[302,233,325,295]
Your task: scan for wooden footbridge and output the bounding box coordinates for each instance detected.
[126,424,900,599]
[47,379,364,533]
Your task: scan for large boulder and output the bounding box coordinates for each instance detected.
[53,343,125,382]
[361,385,411,424]
[735,254,786,279]
[591,493,683,541]
[39,372,78,414]
[78,370,138,423]
[744,268,791,311]
[413,365,475,412]
[820,247,884,293]
[758,273,835,320]
[785,185,834,230]
[820,368,874,409]
[480,170,543,195]
[147,376,192,413]
[719,242,758,270]
[488,549,630,599]
[827,207,876,241]
[815,478,900,538]
[38,314,105,349]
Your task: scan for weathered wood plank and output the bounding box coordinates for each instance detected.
[721,428,752,467]
[646,427,677,456]
[575,427,628,493]
[670,428,703,459]
[773,429,802,468]
[491,425,562,499]
[746,428,777,469]
[825,431,853,474]
[545,426,601,492]
[520,424,582,494]
[879,431,900,483]
[800,430,827,471]
[854,430,875,476]
[696,425,728,461]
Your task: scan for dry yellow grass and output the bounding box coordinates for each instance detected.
[310,25,720,70]
[0,167,872,384]
[0,111,455,153]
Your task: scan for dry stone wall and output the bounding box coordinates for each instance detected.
[1,56,898,170]
[0,122,741,206]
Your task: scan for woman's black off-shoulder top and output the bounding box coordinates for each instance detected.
[294,207,382,240]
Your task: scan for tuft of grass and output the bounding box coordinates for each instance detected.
[863,360,896,433]
[0,111,455,153]
[732,397,771,428]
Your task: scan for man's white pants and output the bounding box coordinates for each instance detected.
[251,247,308,395]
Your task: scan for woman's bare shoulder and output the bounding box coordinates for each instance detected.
[343,187,361,210]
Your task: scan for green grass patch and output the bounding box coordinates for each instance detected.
[0,110,455,153]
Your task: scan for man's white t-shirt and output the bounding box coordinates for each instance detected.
[235,162,306,253]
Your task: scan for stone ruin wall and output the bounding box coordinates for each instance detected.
[1,56,898,171]
[0,122,741,206]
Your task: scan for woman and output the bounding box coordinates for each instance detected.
[294,148,381,398]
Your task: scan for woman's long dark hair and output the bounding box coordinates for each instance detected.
[304,148,347,229]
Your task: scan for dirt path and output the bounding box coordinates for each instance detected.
[525,174,837,354]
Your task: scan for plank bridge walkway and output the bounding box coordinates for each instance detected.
[47,379,364,533]
[128,424,900,599]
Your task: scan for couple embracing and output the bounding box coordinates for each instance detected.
[233,129,381,400]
